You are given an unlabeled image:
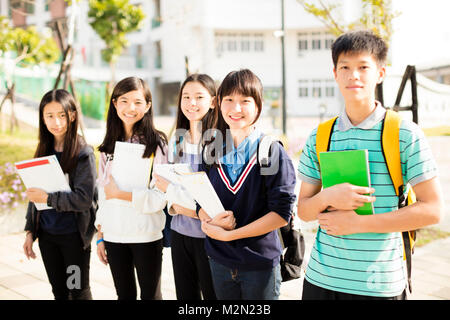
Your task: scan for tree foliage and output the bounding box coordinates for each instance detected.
[0,15,59,132]
[9,26,60,65]
[88,0,145,65]
[0,15,59,65]
[297,0,400,42]
[0,16,13,54]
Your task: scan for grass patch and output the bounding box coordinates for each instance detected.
[423,126,450,137]
[0,128,38,165]
[415,227,450,248]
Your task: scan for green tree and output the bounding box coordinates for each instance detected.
[9,26,60,65]
[88,0,145,92]
[0,16,59,132]
[0,16,13,55]
[297,0,400,43]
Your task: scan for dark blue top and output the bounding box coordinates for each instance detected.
[202,141,297,271]
[39,151,78,235]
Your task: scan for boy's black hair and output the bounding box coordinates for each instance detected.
[331,30,388,68]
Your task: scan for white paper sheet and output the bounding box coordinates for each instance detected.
[153,163,192,185]
[15,155,71,211]
[107,142,153,207]
[111,141,152,191]
[176,171,225,218]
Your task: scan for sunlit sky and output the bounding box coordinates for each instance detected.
[390,0,450,72]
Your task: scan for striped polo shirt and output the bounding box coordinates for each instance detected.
[298,103,438,297]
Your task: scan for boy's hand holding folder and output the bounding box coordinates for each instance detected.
[319,149,376,215]
[318,150,376,236]
[322,183,376,212]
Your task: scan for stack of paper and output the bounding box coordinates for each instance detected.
[154,163,224,218]
[153,163,192,185]
[15,155,71,210]
[107,141,153,206]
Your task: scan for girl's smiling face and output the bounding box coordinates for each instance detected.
[220,93,258,131]
[180,81,214,122]
[113,89,151,132]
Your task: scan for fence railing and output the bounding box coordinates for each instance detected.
[0,67,107,121]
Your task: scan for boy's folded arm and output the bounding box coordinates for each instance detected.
[297,181,328,222]
[357,177,443,233]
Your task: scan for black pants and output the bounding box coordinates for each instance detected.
[104,239,163,300]
[38,230,92,300]
[170,230,216,300]
[302,279,407,300]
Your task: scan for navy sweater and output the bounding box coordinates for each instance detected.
[202,142,297,271]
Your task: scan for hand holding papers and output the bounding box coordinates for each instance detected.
[15,155,71,210]
[176,171,225,219]
[153,163,225,219]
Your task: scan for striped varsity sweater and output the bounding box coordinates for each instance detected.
[201,139,297,271]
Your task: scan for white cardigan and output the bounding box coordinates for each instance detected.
[95,144,168,243]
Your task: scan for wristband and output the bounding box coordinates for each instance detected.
[96,238,104,245]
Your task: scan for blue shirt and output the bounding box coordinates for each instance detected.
[221,128,262,184]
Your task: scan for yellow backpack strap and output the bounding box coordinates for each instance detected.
[382,109,417,293]
[381,110,403,196]
[316,116,338,166]
[147,153,155,187]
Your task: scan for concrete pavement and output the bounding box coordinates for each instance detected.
[1,228,450,300]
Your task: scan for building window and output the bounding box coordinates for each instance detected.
[254,34,264,52]
[311,32,321,50]
[297,31,335,54]
[216,33,225,56]
[136,44,144,69]
[154,41,162,69]
[227,34,237,51]
[312,80,322,97]
[298,80,309,98]
[325,80,335,97]
[241,33,250,51]
[325,86,335,97]
[325,37,334,49]
[215,33,265,56]
[298,39,308,51]
[152,0,162,28]
[298,79,335,99]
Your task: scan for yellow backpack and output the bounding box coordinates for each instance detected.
[316,109,416,293]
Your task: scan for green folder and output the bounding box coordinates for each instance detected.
[319,149,374,215]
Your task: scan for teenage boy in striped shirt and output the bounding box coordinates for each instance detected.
[297,30,444,300]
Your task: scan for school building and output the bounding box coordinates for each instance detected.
[2,0,450,125]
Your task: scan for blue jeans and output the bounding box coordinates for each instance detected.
[209,258,281,300]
